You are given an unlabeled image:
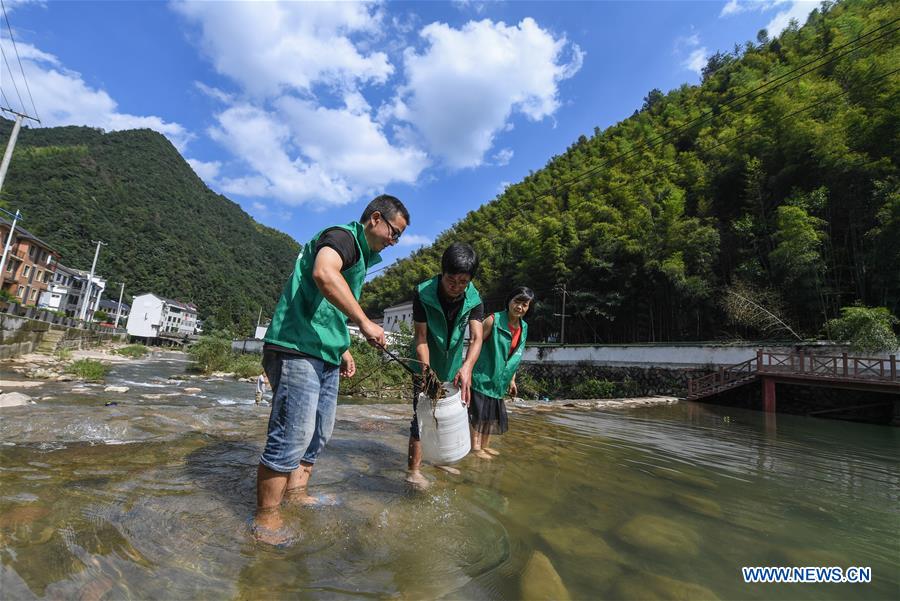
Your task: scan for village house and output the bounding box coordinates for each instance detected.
[97,298,130,323]
[126,293,199,340]
[0,216,61,307]
[37,263,106,320]
[382,300,413,333]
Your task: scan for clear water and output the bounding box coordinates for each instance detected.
[1,352,898,599]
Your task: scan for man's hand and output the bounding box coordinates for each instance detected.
[453,364,473,406]
[508,380,517,398]
[360,319,386,348]
[340,350,356,378]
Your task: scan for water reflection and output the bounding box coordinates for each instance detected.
[1,353,898,599]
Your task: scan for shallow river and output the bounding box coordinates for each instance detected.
[1,352,897,599]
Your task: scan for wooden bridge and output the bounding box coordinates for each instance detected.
[687,350,899,413]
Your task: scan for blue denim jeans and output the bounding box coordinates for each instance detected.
[259,351,339,473]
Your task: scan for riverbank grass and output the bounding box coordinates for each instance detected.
[114,344,150,359]
[66,359,109,382]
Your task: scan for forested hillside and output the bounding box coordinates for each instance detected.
[0,122,299,331]
[363,0,899,343]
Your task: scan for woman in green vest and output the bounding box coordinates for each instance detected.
[469,286,535,459]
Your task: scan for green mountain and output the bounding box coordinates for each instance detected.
[363,0,899,343]
[0,121,299,332]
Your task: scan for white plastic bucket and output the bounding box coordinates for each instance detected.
[418,383,471,465]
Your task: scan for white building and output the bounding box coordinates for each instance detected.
[126,293,199,339]
[383,300,413,333]
[38,264,105,320]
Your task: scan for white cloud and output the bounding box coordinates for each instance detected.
[497,180,511,194]
[676,32,707,77]
[492,147,514,166]
[186,158,221,183]
[397,233,432,247]
[684,48,709,76]
[391,18,583,168]
[172,1,392,98]
[0,39,191,150]
[719,0,816,36]
[766,1,818,36]
[720,0,790,18]
[208,101,427,207]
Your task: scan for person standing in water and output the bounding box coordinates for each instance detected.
[254,194,409,544]
[469,287,534,459]
[407,242,484,489]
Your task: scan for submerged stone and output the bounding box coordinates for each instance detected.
[616,514,700,557]
[672,492,723,519]
[520,551,571,601]
[650,466,717,490]
[613,571,720,600]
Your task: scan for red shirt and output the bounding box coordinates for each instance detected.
[508,319,522,357]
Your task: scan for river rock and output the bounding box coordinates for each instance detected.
[612,571,720,600]
[616,514,700,557]
[0,392,33,407]
[672,492,723,518]
[55,374,74,382]
[183,387,202,394]
[520,551,571,600]
[210,371,236,378]
[538,527,623,588]
[104,386,130,393]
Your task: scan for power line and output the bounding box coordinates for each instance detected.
[533,19,899,202]
[0,40,24,115]
[0,0,38,122]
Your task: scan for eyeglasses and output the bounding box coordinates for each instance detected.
[384,218,402,242]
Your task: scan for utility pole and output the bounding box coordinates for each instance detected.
[560,282,567,345]
[78,240,107,322]
[0,207,21,285]
[113,281,125,329]
[553,283,571,345]
[0,108,40,192]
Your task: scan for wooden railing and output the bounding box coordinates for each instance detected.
[688,350,898,398]
[758,350,897,380]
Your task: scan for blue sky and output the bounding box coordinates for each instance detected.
[1,0,819,273]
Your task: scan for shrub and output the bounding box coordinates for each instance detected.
[187,336,232,373]
[55,347,73,362]
[339,337,410,398]
[114,344,149,359]
[571,378,617,399]
[66,359,109,382]
[514,372,544,399]
[230,353,263,379]
[826,305,899,354]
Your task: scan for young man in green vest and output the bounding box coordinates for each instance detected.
[407,242,484,489]
[254,194,409,544]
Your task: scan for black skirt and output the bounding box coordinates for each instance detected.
[468,389,508,435]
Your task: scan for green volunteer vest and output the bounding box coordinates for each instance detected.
[472,311,528,399]
[264,222,381,365]
[413,276,482,381]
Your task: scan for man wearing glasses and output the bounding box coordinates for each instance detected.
[254,194,409,544]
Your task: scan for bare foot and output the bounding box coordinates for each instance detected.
[251,510,297,546]
[405,470,431,490]
[474,450,493,459]
[284,489,339,507]
[436,465,461,475]
[483,448,500,456]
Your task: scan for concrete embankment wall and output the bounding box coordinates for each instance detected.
[232,339,877,397]
[0,315,126,359]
